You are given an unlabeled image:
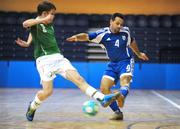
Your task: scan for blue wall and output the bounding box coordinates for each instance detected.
[0,61,180,90]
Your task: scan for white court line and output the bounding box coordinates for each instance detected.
[152,90,180,110]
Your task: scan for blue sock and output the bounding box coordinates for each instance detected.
[109,101,121,112]
[120,86,129,98]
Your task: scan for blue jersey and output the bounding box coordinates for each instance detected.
[88,27,134,62]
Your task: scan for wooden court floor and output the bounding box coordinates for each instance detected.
[0,89,180,129]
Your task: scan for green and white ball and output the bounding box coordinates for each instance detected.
[82,100,99,116]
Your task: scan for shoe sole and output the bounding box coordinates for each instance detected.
[109,114,123,120]
[26,115,33,121]
[110,117,123,120]
[103,92,120,107]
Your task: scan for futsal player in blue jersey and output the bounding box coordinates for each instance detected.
[67,13,149,120]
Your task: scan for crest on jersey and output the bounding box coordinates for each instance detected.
[122,36,126,40]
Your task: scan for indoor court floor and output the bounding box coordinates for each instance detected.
[0,89,180,129]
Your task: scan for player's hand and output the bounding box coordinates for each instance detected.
[15,38,30,48]
[43,14,54,24]
[66,36,78,42]
[137,52,149,61]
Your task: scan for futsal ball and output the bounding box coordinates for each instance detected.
[82,100,99,116]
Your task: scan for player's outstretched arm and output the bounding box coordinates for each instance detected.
[66,33,89,42]
[15,33,32,48]
[23,14,54,28]
[129,40,149,61]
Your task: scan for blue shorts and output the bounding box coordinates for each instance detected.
[103,58,134,84]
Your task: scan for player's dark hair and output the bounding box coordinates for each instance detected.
[111,13,124,21]
[37,1,56,15]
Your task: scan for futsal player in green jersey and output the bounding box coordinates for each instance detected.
[15,1,120,121]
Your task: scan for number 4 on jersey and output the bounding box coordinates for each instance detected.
[115,40,119,47]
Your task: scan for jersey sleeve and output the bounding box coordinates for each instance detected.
[123,26,134,46]
[88,28,106,44]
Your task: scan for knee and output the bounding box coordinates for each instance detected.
[120,80,131,86]
[120,76,132,86]
[72,75,85,86]
[66,70,86,85]
[43,89,53,97]
[77,76,85,83]
[120,81,129,87]
[100,85,110,94]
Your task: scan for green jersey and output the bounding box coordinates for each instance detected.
[30,23,61,59]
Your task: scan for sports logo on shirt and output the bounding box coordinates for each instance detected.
[106,38,111,41]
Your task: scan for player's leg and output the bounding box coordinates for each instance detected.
[31,80,53,109]
[100,76,114,94]
[26,55,56,121]
[117,58,134,108]
[26,80,54,121]
[100,76,120,113]
[117,75,132,107]
[65,69,120,107]
[100,76,123,120]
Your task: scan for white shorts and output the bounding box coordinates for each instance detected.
[36,53,76,82]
